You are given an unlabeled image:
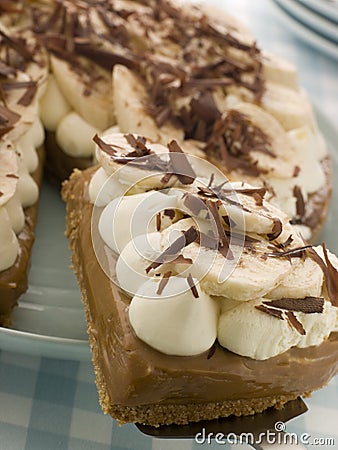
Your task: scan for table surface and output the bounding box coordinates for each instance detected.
[1,1,338,449]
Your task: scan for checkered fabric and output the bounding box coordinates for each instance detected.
[0,350,337,450]
[0,0,338,449]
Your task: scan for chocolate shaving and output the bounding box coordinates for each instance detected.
[189,90,221,123]
[170,255,193,265]
[75,43,140,71]
[183,77,233,89]
[167,140,196,185]
[293,185,305,218]
[293,166,300,177]
[155,105,172,127]
[0,29,34,62]
[206,199,233,259]
[204,111,273,177]
[222,215,237,229]
[187,273,199,298]
[321,244,338,308]
[0,61,16,77]
[156,271,172,295]
[6,173,19,179]
[0,191,4,197]
[255,304,284,320]
[163,209,175,220]
[156,213,161,232]
[33,1,63,33]
[267,218,283,241]
[160,172,174,185]
[266,245,312,259]
[280,235,293,249]
[0,105,20,138]
[124,134,152,157]
[93,134,116,156]
[146,226,198,273]
[263,297,324,314]
[308,245,338,308]
[183,192,208,216]
[195,230,218,251]
[286,311,306,335]
[18,83,38,106]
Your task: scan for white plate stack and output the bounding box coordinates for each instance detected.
[272,0,338,60]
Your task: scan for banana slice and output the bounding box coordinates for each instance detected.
[265,176,306,221]
[95,132,168,175]
[194,241,298,300]
[287,126,326,194]
[198,3,255,46]
[261,51,299,90]
[3,78,38,142]
[160,218,300,301]
[227,82,314,131]
[175,180,292,239]
[51,55,114,130]
[265,257,323,300]
[261,82,314,131]
[112,64,184,144]
[0,147,19,207]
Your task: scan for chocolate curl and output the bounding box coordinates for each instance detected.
[146,226,198,273]
[187,273,199,298]
[255,304,284,320]
[167,140,196,185]
[0,105,20,138]
[263,297,324,314]
[267,218,283,241]
[93,134,117,157]
[156,271,172,295]
[286,311,306,336]
[205,200,233,260]
[308,244,338,308]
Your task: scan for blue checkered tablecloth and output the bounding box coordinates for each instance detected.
[0,350,337,450]
[1,1,338,449]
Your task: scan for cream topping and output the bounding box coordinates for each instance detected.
[0,206,19,272]
[98,191,179,255]
[0,142,39,272]
[91,133,337,360]
[129,276,219,357]
[56,112,99,158]
[39,74,72,132]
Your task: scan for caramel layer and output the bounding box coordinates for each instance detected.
[0,146,44,325]
[63,167,338,411]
